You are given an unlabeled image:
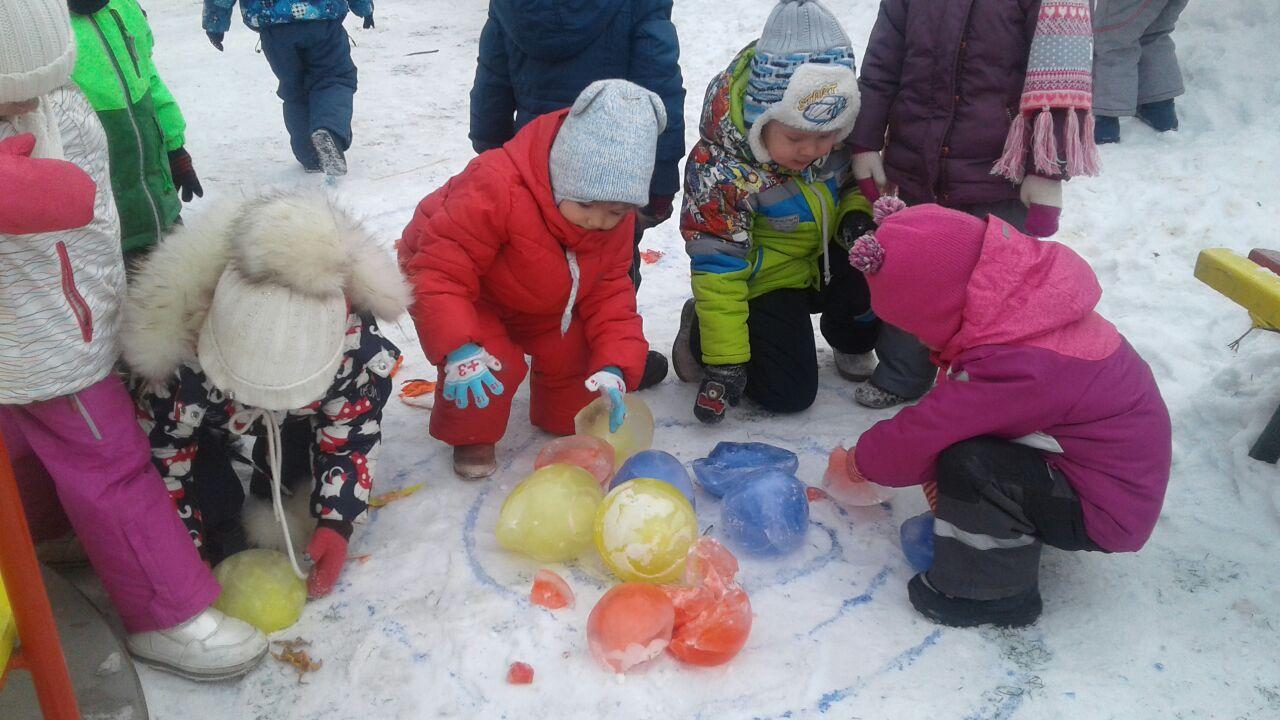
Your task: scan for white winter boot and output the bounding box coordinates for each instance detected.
[127,607,268,681]
[834,351,877,382]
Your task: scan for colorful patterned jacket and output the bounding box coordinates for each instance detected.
[681,44,872,366]
[135,312,399,547]
[203,0,374,34]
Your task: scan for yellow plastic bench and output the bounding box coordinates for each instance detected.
[1195,248,1280,462]
[0,574,14,672]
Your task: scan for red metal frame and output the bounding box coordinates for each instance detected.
[0,436,80,718]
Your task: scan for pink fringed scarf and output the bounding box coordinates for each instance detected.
[992,0,1101,183]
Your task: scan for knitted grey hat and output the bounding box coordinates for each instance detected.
[757,0,850,56]
[549,79,667,207]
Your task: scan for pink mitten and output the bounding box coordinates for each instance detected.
[0,134,96,235]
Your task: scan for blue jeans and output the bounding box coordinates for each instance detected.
[259,20,358,168]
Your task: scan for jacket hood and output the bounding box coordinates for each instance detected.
[501,109,633,252]
[491,0,625,61]
[939,220,1121,365]
[122,190,411,383]
[699,46,763,164]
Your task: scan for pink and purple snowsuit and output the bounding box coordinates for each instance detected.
[0,88,217,634]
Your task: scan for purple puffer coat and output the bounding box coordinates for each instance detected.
[850,0,1066,206]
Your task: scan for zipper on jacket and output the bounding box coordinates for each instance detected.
[91,15,163,241]
[935,0,978,202]
[56,242,94,343]
[108,9,142,77]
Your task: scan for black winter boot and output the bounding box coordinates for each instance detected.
[1136,99,1178,133]
[1094,114,1120,144]
[907,573,1042,628]
[637,350,669,390]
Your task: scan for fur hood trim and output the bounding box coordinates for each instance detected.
[122,191,410,383]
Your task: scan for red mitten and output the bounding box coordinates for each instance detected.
[305,525,349,599]
[0,134,97,234]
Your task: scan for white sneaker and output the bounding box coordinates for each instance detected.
[127,607,268,682]
[834,351,877,382]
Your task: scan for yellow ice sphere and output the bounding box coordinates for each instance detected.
[595,478,698,584]
[574,394,655,469]
[212,549,306,633]
[495,464,604,562]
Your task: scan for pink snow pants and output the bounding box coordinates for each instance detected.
[0,375,219,634]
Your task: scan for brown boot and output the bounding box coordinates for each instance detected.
[453,444,497,479]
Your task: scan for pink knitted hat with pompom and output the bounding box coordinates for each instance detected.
[848,198,986,353]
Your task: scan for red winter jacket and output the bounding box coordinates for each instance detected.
[399,109,648,388]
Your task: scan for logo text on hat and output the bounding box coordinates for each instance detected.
[797,82,847,125]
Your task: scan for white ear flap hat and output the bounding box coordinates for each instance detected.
[197,265,348,411]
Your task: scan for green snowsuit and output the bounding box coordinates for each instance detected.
[71,0,184,254]
[681,46,872,365]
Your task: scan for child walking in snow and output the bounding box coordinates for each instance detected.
[202,0,375,176]
[837,198,1171,628]
[0,0,267,680]
[122,191,407,599]
[672,0,915,422]
[847,0,1102,406]
[1091,0,1189,143]
[400,79,661,479]
[69,0,203,256]
[470,0,686,389]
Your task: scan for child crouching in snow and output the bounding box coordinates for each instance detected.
[399,79,661,479]
[0,0,268,681]
[671,0,926,424]
[838,199,1171,628]
[122,191,408,599]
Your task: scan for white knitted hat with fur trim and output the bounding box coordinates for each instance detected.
[0,0,76,104]
[747,62,860,164]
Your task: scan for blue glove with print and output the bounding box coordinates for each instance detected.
[442,343,504,410]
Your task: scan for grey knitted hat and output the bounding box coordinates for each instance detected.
[549,79,667,207]
[757,0,850,56]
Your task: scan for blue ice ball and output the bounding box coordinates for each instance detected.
[719,469,809,556]
[692,442,799,498]
[899,512,934,573]
[610,450,696,509]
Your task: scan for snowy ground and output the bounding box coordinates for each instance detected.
[114,1,1280,717]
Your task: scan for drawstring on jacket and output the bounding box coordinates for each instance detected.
[231,406,307,580]
[561,249,581,335]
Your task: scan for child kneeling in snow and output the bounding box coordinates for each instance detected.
[122,191,407,599]
[0,0,267,681]
[672,0,926,423]
[399,79,661,479]
[837,199,1171,628]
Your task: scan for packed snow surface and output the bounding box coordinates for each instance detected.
[126,1,1280,717]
